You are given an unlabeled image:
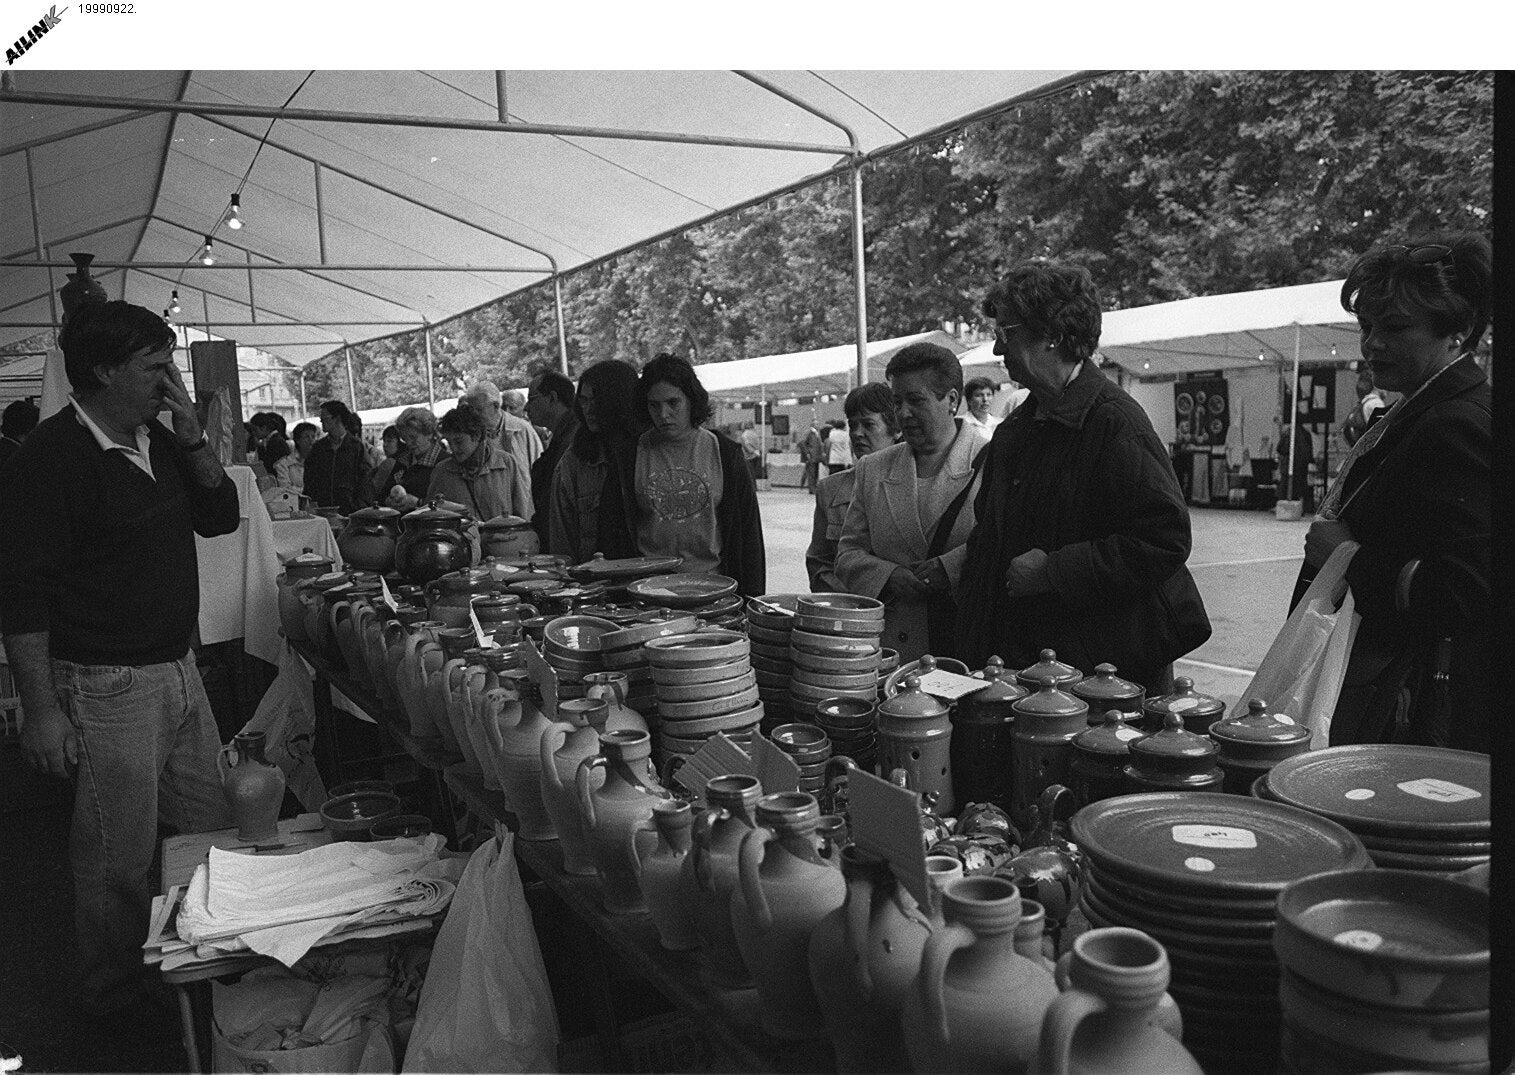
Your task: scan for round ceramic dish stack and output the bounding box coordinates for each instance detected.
[1273,868,1490,1074]
[645,629,762,769]
[788,593,884,721]
[1070,792,1374,1073]
[1254,745,1490,874]
[567,553,683,603]
[767,722,832,797]
[746,594,801,730]
[813,696,878,776]
[541,615,619,700]
[626,572,746,631]
[594,610,702,718]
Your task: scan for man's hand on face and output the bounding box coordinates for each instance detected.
[161,361,204,447]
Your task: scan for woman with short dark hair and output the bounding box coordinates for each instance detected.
[548,361,648,563]
[806,381,900,592]
[302,400,370,514]
[427,402,528,520]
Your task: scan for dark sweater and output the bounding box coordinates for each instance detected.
[0,405,240,665]
[302,433,370,514]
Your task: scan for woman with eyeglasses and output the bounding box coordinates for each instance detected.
[1298,232,1491,752]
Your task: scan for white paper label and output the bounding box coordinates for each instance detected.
[1274,714,1297,725]
[1334,930,1383,952]
[1344,788,1376,800]
[1183,856,1216,872]
[468,598,489,648]
[1173,824,1257,850]
[379,575,399,612]
[1397,778,1480,803]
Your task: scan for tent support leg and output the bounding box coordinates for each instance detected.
[850,161,868,385]
[424,321,436,410]
[345,342,358,410]
[1286,323,1302,502]
[552,276,569,376]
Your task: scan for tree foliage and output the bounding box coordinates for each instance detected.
[291,70,1492,410]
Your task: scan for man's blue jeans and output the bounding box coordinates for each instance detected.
[53,653,232,1011]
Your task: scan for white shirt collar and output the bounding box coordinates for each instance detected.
[71,395,155,478]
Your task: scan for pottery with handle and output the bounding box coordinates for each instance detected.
[540,698,608,875]
[575,729,671,914]
[218,731,286,842]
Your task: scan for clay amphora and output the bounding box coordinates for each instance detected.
[1039,927,1200,1075]
[540,698,608,875]
[810,845,932,1072]
[460,659,502,790]
[218,731,286,841]
[634,798,699,951]
[902,874,1058,1074]
[397,623,445,741]
[731,792,847,1040]
[576,729,671,914]
[438,657,485,776]
[491,681,557,840]
[582,671,649,735]
[681,773,763,988]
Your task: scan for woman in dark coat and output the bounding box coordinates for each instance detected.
[302,399,370,514]
[1299,233,1491,752]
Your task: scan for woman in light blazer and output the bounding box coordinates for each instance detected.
[806,382,901,593]
[836,343,987,662]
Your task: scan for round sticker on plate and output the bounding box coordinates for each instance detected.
[1344,788,1376,800]
[1334,930,1384,952]
[1183,857,1216,873]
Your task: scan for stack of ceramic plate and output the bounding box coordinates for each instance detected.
[876,648,900,698]
[541,615,618,700]
[1255,745,1489,874]
[788,594,884,721]
[746,594,801,731]
[1071,792,1374,1073]
[1273,869,1490,1075]
[626,572,745,631]
[567,554,683,602]
[594,610,701,718]
[645,629,763,769]
[767,723,832,797]
[812,696,878,776]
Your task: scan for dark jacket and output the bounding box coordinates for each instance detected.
[531,415,577,548]
[1306,354,1491,752]
[956,361,1207,690]
[302,433,370,515]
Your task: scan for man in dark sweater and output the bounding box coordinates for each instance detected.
[0,301,240,1020]
[525,369,578,548]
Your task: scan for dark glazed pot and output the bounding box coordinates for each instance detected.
[395,499,473,584]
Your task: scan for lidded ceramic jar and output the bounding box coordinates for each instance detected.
[395,499,474,584]
[424,566,499,629]
[1069,710,1147,809]
[1072,663,1145,725]
[1016,648,1083,692]
[877,672,955,815]
[278,549,335,640]
[338,505,402,574]
[1140,676,1225,738]
[1208,698,1312,795]
[951,656,1028,814]
[479,513,541,560]
[1123,712,1224,793]
[1008,684,1088,832]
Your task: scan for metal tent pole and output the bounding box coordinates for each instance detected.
[552,276,569,375]
[344,342,358,410]
[24,148,60,332]
[299,368,307,416]
[850,164,868,386]
[1286,324,1302,501]
[424,321,436,409]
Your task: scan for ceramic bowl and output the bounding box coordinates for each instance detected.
[792,667,879,691]
[320,791,401,841]
[747,594,801,629]
[597,613,701,652]
[659,702,765,740]
[1279,968,1487,1066]
[791,648,880,675]
[543,614,620,654]
[644,630,750,668]
[368,813,434,840]
[657,684,761,721]
[600,647,653,671]
[796,593,885,620]
[626,572,738,608]
[1273,868,1488,1010]
[651,659,752,686]
[327,779,396,800]
[789,679,876,706]
[814,696,878,730]
[749,639,793,662]
[792,611,885,638]
[746,623,794,647]
[656,670,757,703]
[789,629,881,657]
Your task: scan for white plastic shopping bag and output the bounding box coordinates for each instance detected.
[1231,541,1360,748]
[403,826,560,1073]
[238,643,328,812]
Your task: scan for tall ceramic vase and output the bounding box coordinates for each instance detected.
[583,671,648,735]
[635,799,699,951]
[540,698,608,875]
[680,773,764,989]
[902,874,1058,1074]
[218,731,286,841]
[491,683,557,841]
[1039,927,1200,1075]
[575,729,671,914]
[730,792,847,1040]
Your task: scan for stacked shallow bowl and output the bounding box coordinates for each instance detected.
[746,594,801,731]
[1273,868,1490,1074]
[787,594,884,722]
[813,696,878,776]
[541,615,618,700]
[593,610,701,719]
[1253,745,1490,875]
[626,572,746,631]
[645,629,763,771]
[1071,792,1374,1073]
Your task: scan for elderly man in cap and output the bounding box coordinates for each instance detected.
[462,380,542,514]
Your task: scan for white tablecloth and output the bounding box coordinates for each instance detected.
[196,466,283,666]
[272,515,343,567]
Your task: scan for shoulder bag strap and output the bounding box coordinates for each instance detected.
[927,448,987,560]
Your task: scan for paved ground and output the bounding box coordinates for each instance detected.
[758,485,1309,710]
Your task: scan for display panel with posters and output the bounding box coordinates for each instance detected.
[1174,376,1229,449]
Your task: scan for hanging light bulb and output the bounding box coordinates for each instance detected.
[1143,360,1151,371]
[163,307,174,325]
[1330,344,1337,356]
[226,192,243,230]
[169,289,182,315]
[201,237,215,266]
[1258,350,1266,361]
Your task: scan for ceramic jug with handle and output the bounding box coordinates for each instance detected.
[540,698,608,875]
[218,731,285,842]
[491,679,557,840]
[582,671,648,735]
[634,798,699,951]
[575,729,671,914]
[681,773,764,988]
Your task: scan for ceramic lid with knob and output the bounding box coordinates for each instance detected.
[1209,699,1312,761]
[348,505,401,524]
[958,656,1029,722]
[283,547,335,580]
[1127,712,1220,774]
[878,674,950,721]
[1073,710,1148,757]
[480,513,533,533]
[1142,676,1225,731]
[404,499,465,525]
[1010,682,1088,723]
[1072,663,1144,711]
[1016,648,1083,690]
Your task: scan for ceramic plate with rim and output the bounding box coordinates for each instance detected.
[1083,875,1277,937]
[643,630,750,668]
[747,593,801,627]
[598,612,701,653]
[1080,888,1276,952]
[658,684,761,721]
[626,572,738,608]
[792,611,886,638]
[656,670,757,704]
[796,593,885,620]
[569,554,683,580]
[1071,792,1372,897]
[1087,863,1282,919]
[1264,745,1489,838]
[541,615,620,654]
[789,629,881,657]
[651,659,753,686]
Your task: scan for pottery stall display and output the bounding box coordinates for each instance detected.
[1070,791,1374,1072]
[876,673,956,816]
[789,594,885,720]
[635,798,700,952]
[684,773,765,989]
[596,610,701,721]
[951,656,1028,814]
[276,548,335,641]
[645,629,763,768]
[747,594,801,729]
[813,696,878,783]
[1140,676,1226,738]
[218,731,287,842]
[628,571,746,632]
[1122,712,1225,794]
[1254,745,1490,874]
[1008,678,1089,833]
[1071,663,1145,725]
[1273,868,1490,1074]
[575,729,673,914]
[395,499,475,585]
[1209,698,1312,795]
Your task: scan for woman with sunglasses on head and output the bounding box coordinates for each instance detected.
[1298,233,1491,752]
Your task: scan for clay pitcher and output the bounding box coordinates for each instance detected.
[439,658,484,776]
[634,798,699,951]
[681,773,764,988]
[902,874,1058,1074]
[218,731,286,841]
[398,622,446,742]
[460,658,502,790]
[1039,927,1200,1075]
[583,671,649,735]
[540,698,608,875]
[490,681,557,840]
[575,729,671,914]
[730,792,847,1040]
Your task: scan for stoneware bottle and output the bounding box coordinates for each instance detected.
[1038,927,1201,1075]
[218,731,285,841]
[576,729,671,914]
[441,657,485,777]
[399,622,447,742]
[634,798,699,951]
[461,657,502,790]
[682,773,764,989]
[902,874,1058,1074]
[730,792,847,1040]
[583,671,649,735]
[540,697,608,875]
[489,683,557,841]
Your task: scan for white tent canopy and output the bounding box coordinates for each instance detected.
[699,330,967,403]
